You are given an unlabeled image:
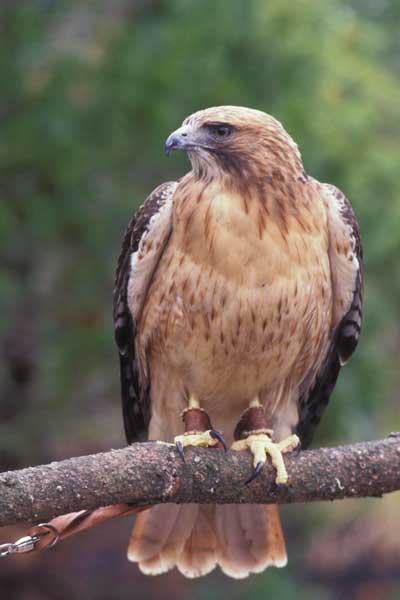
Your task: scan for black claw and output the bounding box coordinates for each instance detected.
[245,461,264,486]
[292,440,302,457]
[273,482,289,496]
[175,440,185,462]
[209,429,227,451]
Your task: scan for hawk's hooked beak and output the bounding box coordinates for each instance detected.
[165,125,196,156]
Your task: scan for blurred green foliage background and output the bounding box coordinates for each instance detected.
[1,1,399,599]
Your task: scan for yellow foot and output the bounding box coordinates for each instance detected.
[231,432,300,485]
[174,430,227,460]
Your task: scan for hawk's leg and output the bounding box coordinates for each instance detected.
[231,398,300,485]
[174,395,226,460]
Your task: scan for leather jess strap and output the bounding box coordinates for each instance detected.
[30,504,151,551]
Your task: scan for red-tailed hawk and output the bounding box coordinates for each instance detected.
[113,106,363,578]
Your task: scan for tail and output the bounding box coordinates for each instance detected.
[127,503,287,578]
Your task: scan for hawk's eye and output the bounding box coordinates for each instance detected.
[208,124,234,140]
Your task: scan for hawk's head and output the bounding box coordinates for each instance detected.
[165,106,303,181]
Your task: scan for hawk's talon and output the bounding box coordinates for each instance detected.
[273,482,289,496]
[173,429,224,453]
[175,440,185,462]
[244,461,264,486]
[292,439,302,457]
[231,432,300,486]
[209,429,227,451]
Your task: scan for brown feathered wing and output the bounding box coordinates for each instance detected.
[113,181,177,442]
[297,184,363,447]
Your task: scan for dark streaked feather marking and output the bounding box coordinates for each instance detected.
[113,181,177,443]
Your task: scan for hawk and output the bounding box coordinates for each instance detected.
[113,106,363,578]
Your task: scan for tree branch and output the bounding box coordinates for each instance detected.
[1,435,399,527]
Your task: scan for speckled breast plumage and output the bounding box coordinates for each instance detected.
[138,178,333,421]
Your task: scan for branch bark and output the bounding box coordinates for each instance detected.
[1,434,399,527]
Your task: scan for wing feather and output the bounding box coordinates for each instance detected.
[113,181,177,442]
[296,184,363,447]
